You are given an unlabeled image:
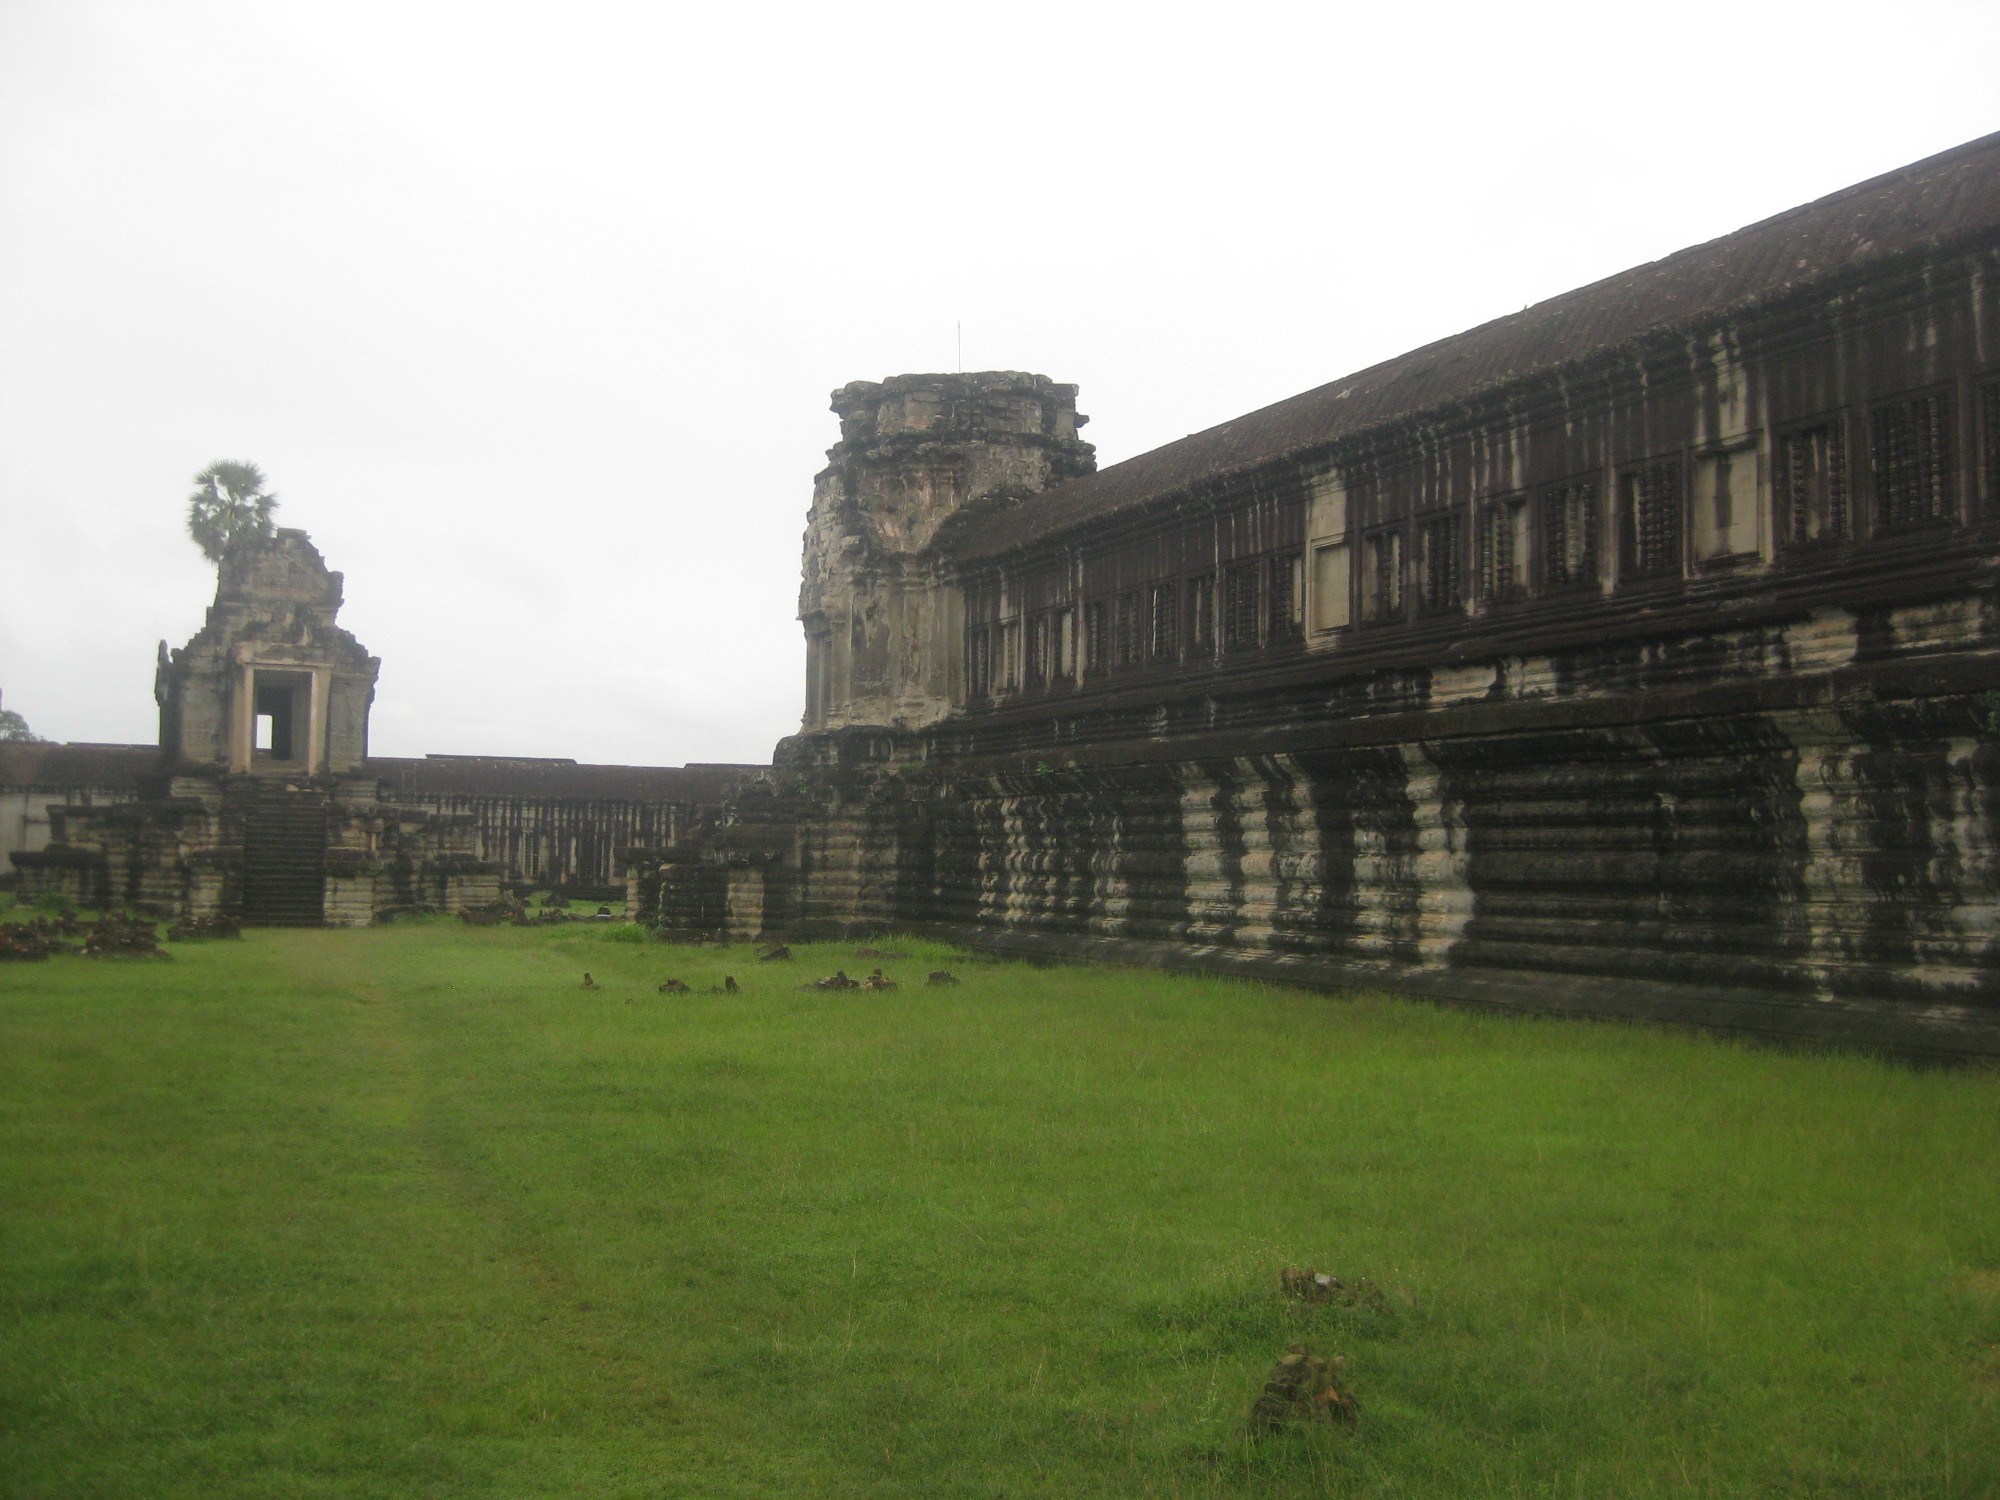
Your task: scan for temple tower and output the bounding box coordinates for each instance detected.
[798,371,1093,731]
[156,528,379,780]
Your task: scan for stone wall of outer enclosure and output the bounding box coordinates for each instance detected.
[369,757,762,895]
[0,743,152,881]
[9,749,763,920]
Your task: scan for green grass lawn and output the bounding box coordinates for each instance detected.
[2,917,1996,1497]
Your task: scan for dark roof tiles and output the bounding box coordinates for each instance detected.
[366,756,762,802]
[0,745,763,802]
[0,742,155,788]
[944,131,2000,562]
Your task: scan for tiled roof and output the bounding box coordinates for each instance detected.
[0,742,155,788]
[945,131,2000,562]
[368,756,762,802]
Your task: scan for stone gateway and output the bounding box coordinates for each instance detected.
[15,531,505,924]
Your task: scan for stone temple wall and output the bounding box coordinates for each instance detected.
[660,136,2000,1057]
[758,618,2000,1055]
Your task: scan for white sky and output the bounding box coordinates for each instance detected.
[2,2,1996,766]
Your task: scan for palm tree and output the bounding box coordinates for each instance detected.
[186,461,278,563]
[0,690,40,742]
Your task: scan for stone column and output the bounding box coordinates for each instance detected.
[307,668,330,775]
[229,661,255,772]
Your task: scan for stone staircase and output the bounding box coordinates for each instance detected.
[238,786,329,925]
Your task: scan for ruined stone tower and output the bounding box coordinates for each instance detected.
[798,372,1094,731]
[156,528,378,779]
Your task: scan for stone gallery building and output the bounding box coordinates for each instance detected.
[649,131,2000,1056]
[11,133,1999,1053]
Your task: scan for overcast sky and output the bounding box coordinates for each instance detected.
[2,2,1996,766]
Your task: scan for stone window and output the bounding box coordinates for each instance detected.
[1149,581,1178,660]
[1223,562,1260,650]
[1310,541,1351,631]
[998,620,1020,690]
[1477,495,1529,603]
[1114,591,1141,668]
[1268,553,1304,639]
[1691,444,1759,563]
[1053,607,1076,680]
[1416,514,1463,614]
[1026,613,1048,686]
[1361,527,1403,623]
[1619,460,1682,581]
[1187,573,1216,652]
[1540,479,1598,591]
[1872,389,1956,531]
[1083,600,1107,674]
[1777,419,1849,546]
[967,625,992,698]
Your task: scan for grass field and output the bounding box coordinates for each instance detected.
[2,914,1997,1497]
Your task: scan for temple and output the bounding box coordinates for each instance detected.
[646,131,2000,1056]
[10,132,2000,1053]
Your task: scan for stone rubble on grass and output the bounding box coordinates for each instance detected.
[658,978,692,994]
[1247,1343,1358,1432]
[925,970,960,985]
[0,925,59,961]
[80,913,167,958]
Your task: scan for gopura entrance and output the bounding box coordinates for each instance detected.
[13,529,504,925]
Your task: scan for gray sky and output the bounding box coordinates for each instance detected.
[3,2,1996,766]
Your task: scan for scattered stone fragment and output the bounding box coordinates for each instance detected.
[860,968,897,991]
[0,926,58,961]
[580,972,599,990]
[926,970,960,986]
[658,978,692,994]
[698,975,741,995]
[1279,1266,1389,1311]
[811,970,859,991]
[758,944,793,961]
[1248,1344,1358,1433]
[458,905,509,926]
[81,913,166,958]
